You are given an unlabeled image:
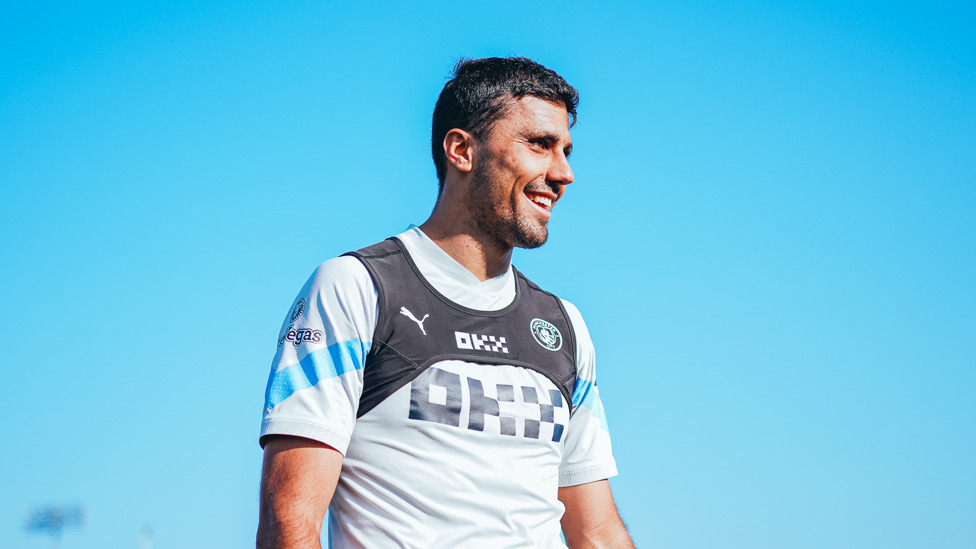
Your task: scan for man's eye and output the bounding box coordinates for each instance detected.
[531,138,551,148]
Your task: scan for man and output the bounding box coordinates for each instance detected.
[257,57,634,549]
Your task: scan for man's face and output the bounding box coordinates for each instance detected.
[468,96,574,250]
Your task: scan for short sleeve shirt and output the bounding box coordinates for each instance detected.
[261,227,617,548]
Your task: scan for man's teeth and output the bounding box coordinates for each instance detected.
[528,194,552,208]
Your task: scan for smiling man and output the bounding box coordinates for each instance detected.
[257,57,634,549]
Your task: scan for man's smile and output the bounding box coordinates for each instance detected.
[524,190,554,217]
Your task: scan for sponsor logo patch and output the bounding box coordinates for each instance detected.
[278,325,323,347]
[455,331,508,353]
[408,366,565,442]
[529,318,562,351]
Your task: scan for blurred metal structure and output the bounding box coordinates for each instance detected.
[23,504,85,549]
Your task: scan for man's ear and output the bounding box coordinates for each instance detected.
[444,129,475,174]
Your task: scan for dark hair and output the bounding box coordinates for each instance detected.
[431,57,579,193]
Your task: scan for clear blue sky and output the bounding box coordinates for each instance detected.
[2,1,973,548]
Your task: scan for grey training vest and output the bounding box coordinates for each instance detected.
[343,237,578,419]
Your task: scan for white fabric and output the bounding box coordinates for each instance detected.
[261,226,617,549]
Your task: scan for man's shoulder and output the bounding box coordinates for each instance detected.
[514,271,584,319]
[343,237,401,259]
[513,270,593,359]
[558,297,584,322]
[558,298,591,338]
[305,254,373,293]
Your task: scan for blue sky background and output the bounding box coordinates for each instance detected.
[1,1,974,548]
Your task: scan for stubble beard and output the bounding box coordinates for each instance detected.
[469,152,549,250]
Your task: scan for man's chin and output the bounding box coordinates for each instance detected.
[512,225,549,249]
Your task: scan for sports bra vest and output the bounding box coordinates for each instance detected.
[343,237,578,418]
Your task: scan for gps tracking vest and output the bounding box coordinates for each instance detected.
[344,238,578,420]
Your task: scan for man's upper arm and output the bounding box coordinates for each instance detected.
[260,256,378,454]
[559,299,618,486]
[558,480,635,549]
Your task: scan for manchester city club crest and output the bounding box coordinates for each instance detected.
[291,298,306,323]
[529,318,562,351]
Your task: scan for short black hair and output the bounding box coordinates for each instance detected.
[431,57,579,193]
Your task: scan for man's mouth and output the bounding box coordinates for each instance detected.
[524,191,553,212]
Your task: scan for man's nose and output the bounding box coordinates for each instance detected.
[548,152,574,186]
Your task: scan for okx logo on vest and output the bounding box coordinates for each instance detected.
[408,366,567,442]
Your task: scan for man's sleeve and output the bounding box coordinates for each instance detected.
[558,299,619,486]
[259,256,377,455]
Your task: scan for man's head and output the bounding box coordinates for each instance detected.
[431,57,579,250]
[431,57,579,194]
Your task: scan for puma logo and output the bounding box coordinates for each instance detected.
[400,306,429,336]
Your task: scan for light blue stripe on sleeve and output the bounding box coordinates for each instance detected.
[264,339,370,410]
[572,378,610,432]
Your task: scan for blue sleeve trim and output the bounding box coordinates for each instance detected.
[264,339,369,410]
[571,378,610,432]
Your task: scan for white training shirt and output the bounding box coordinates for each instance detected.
[261,226,617,549]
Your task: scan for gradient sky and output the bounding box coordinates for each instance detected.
[1,1,974,548]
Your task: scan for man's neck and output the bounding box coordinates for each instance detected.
[418,216,513,282]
